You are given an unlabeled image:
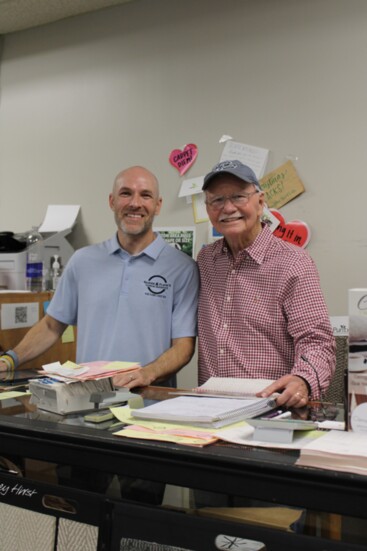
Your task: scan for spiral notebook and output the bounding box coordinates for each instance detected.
[131,395,277,428]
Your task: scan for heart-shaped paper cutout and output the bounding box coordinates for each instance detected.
[169,143,198,175]
[270,209,311,248]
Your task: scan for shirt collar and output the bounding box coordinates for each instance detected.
[107,232,165,260]
[245,224,272,264]
[212,224,272,265]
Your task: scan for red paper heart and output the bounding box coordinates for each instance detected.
[270,209,311,248]
[169,143,198,175]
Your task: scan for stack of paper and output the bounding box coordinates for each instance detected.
[29,377,114,414]
[131,395,276,428]
[185,377,276,398]
[30,359,140,414]
[296,430,367,475]
[111,406,223,447]
[41,360,140,382]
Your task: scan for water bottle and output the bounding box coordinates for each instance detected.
[51,255,62,291]
[26,226,44,292]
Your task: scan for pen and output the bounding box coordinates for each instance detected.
[262,409,283,419]
[270,411,292,420]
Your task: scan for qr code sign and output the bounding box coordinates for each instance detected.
[15,306,28,324]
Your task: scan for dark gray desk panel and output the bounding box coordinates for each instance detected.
[0,412,366,520]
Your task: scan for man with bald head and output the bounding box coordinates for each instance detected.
[0,166,198,388]
[0,166,199,500]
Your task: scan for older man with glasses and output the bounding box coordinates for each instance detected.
[197,160,335,409]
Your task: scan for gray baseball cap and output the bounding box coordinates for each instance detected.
[202,160,261,191]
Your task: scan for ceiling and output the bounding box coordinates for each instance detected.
[0,0,135,34]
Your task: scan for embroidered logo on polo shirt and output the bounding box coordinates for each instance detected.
[144,275,171,297]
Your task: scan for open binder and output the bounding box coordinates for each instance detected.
[131,395,277,428]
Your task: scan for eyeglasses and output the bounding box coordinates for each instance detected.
[205,191,259,210]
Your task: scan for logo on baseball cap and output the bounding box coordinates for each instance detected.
[202,160,261,191]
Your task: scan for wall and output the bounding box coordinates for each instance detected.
[0,0,366,387]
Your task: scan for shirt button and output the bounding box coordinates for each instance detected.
[223,323,228,329]
[231,269,235,274]
[219,349,224,355]
[227,296,231,302]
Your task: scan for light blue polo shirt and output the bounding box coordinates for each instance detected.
[47,233,199,383]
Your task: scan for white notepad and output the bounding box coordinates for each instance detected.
[174,377,277,399]
[131,395,277,428]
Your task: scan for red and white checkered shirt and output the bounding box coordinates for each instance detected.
[197,225,335,398]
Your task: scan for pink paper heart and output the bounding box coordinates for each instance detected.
[270,209,311,248]
[169,143,198,175]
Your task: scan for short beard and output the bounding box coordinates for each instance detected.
[116,215,151,237]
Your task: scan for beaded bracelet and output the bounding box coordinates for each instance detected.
[5,349,19,369]
[1,356,15,381]
[0,354,15,372]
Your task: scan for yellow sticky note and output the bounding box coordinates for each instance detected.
[0,391,30,400]
[102,361,140,371]
[114,428,214,446]
[62,360,80,370]
[62,326,75,343]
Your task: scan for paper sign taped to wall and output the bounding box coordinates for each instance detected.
[39,205,80,233]
[178,176,204,198]
[260,161,305,209]
[155,227,195,258]
[192,194,209,223]
[1,303,39,330]
[220,140,269,178]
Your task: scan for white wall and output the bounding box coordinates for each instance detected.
[0,0,366,387]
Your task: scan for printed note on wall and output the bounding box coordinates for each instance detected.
[220,140,269,178]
